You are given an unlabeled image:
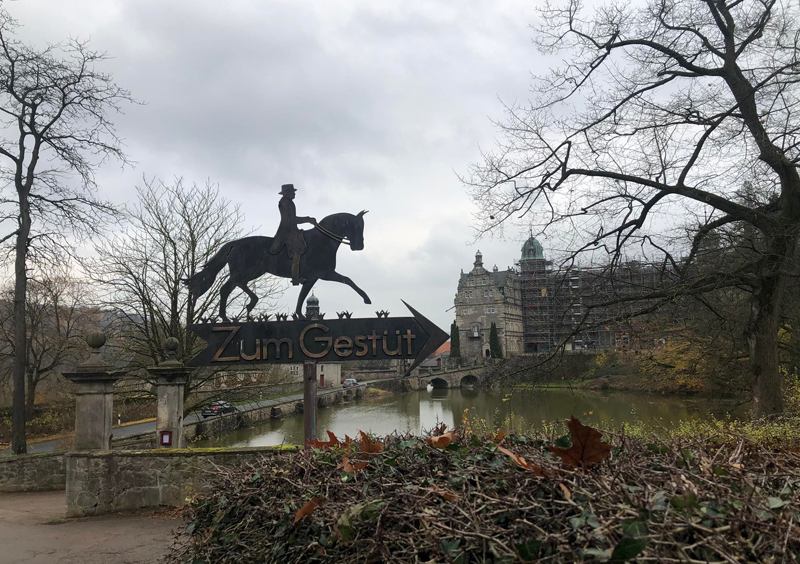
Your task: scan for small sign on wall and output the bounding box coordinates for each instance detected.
[159,430,172,446]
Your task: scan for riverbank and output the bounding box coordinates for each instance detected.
[169,420,800,563]
[519,370,734,397]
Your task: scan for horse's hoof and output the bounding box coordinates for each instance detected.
[364,297,372,305]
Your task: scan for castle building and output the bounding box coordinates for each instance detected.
[454,251,524,358]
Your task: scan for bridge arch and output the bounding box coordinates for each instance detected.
[460,374,479,388]
[428,377,449,389]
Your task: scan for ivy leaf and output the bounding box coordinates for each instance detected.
[555,434,572,449]
[768,497,788,509]
[621,519,648,538]
[712,465,729,477]
[547,416,612,469]
[610,537,647,561]
[516,540,542,562]
[440,538,461,557]
[669,493,699,510]
[646,443,669,454]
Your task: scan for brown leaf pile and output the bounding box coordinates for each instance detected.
[171,419,800,564]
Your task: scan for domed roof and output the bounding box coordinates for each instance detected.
[521,236,544,260]
[306,292,319,306]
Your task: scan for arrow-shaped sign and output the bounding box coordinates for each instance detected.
[187,301,448,377]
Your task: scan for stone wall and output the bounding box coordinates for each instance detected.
[65,446,294,517]
[0,452,66,493]
[368,378,414,393]
[187,386,363,441]
[348,368,399,381]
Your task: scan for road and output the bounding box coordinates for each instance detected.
[22,382,369,454]
[0,491,182,564]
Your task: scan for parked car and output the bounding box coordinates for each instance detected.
[342,378,358,388]
[201,400,236,418]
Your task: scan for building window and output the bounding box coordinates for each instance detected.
[469,279,474,286]
[481,277,487,285]
[237,373,245,382]
[289,365,300,376]
[486,306,496,314]
[471,324,480,338]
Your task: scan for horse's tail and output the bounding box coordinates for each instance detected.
[183,242,234,297]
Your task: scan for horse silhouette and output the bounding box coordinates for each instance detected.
[185,211,370,321]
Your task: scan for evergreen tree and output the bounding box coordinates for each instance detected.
[450,322,461,359]
[489,322,503,359]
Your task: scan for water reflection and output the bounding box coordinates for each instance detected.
[195,387,743,448]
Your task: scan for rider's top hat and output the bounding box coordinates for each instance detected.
[279,184,296,195]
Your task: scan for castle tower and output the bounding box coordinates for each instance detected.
[305,292,320,320]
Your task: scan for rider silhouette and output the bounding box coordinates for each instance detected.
[270,184,317,285]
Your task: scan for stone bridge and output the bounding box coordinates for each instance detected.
[406,365,488,390]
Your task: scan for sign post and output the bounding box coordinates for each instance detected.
[303,361,317,441]
[187,301,448,445]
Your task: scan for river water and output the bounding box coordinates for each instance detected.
[195,387,744,448]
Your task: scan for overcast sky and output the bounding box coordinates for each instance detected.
[10,0,546,331]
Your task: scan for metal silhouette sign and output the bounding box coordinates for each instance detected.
[188,301,448,377]
[184,184,370,321]
[183,185,449,441]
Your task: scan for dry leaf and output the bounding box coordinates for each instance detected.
[558,482,572,501]
[342,456,369,473]
[547,416,611,469]
[306,430,341,450]
[426,431,456,449]
[432,487,459,502]
[294,497,325,523]
[359,431,383,454]
[495,443,548,477]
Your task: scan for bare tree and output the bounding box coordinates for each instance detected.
[89,177,286,411]
[465,0,800,418]
[0,9,134,453]
[0,271,94,419]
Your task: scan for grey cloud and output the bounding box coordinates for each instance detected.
[10,0,541,330]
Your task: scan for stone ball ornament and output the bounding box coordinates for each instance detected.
[85,330,106,349]
[164,337,180,352]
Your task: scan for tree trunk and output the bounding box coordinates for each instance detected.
[25,370,37,422]
[11,193,30,454]
[747,250,788,419]
[749,306,783,418]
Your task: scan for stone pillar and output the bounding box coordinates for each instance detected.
[147,338,193,449]
[62,331,120,450]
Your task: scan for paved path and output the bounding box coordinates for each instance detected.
[23,382,370,454]
[0,491,182,564]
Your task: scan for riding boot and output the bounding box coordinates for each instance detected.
[291,254,306,285]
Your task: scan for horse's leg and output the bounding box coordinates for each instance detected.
[295,278,318,318]
[319,271,371,304]
[219,279,237,322]
[239,283,259,314]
